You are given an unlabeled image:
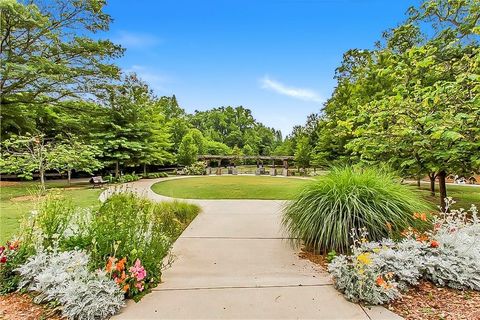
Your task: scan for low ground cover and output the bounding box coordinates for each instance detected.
[151,176,311,199]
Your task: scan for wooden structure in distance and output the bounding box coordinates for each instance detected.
[197,155,294,176]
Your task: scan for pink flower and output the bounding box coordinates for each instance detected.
[135,282,144,292]
[129,259,147,281]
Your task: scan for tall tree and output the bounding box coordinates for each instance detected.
[177,135,198,166]
[0,0,123,136]
[49,138,103,184]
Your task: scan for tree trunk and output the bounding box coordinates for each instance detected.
[67,170,72,185]
[438,170,447,211]
[429,173,436,196]
[39,168,46,192]
[143,163,147,176]
[417,176,421,188]
[115,161,119,178]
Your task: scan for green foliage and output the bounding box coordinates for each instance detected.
[94,74,173,175]
[50,138,103,182]
[282,167,431,253]
[182,162,206,175]
[144,172,169,179]
[89,194,200,288]
[1,135,51,185]
[0,0,123,136]
[294,136,312,170]
[104,173,141,183]
[189,106,282,155]
[177,135,199,166]
[10,192,200,299]
[293,0,480,209]
[0,244,32,294]
[326,250,337,263]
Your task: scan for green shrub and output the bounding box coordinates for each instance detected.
[282,167,430,253]
[182,162,205,175]
[7,192,200,301]
[103,173,142,183]
[89,193,200,296]
[144,172,168,179]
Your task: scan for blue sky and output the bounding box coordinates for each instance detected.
[104,0,419,136]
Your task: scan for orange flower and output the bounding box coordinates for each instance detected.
[376,276,386,287]
[114,271,127,284]
[413,212,428,221]
[106,257,117,273]
[430,240,440,248]
[386,222,392,231]
[116,257,127,272]
[122,284,130,292]
[416,234,429,242]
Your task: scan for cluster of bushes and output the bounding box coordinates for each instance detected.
[143,172,169,179]
[282,166,479,305]
[0,193,200,319]
[181,162,206,175]
[104,173,142,183]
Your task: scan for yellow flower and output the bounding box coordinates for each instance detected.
[356,252,372,265]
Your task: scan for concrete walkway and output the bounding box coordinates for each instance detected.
[110,177,402,320]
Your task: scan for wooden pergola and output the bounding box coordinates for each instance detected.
[197,155,294,176]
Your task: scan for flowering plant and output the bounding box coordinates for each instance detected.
[105,256,149,300]
[328,199,480,305]
[0,240,28,294]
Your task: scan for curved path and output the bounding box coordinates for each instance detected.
[108,177,402,320]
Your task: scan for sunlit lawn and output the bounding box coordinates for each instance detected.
[415,183,480,210]
[152,176,311,200]
[0,180,102,243]
[152,176,479,209]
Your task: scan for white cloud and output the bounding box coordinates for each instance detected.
[260,75,324,103]
[113,31,161,48]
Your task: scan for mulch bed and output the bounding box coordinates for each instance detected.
[298,248,480,320]
[389,281,480,320]
[0,293,63,320]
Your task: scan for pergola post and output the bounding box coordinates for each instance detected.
[282,159,289,176]
[271,159,276,176]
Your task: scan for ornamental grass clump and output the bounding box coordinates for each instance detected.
[283,167,430,253]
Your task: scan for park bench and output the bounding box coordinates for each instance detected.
[89,176,108,188]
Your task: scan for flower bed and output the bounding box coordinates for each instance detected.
[0,193,200,319]
[328,198,480,305]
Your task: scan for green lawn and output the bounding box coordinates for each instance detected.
[0,180,102,243]
[415,183,480,210]
[151,176,311,200]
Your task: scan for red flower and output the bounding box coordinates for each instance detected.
[7,241,19,251]
[430,240,440,248]
[0,256,7,264]
[0,246,5,255]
